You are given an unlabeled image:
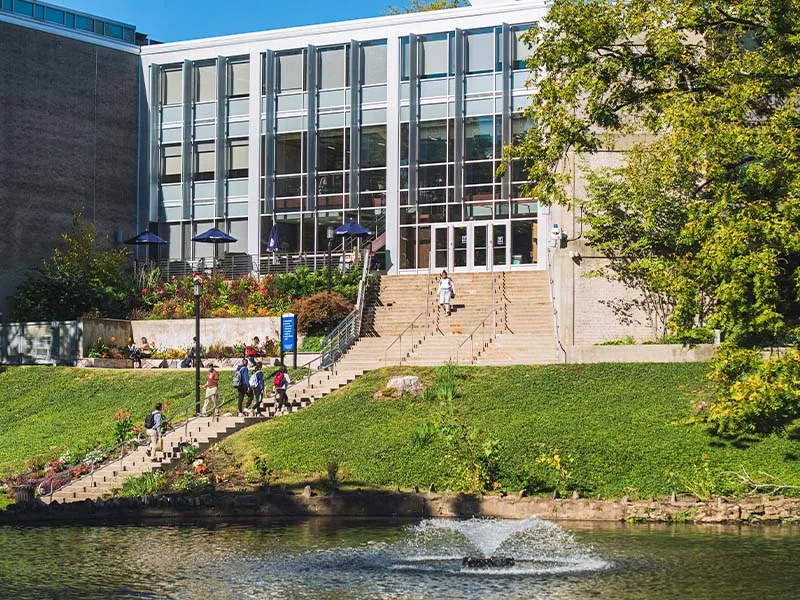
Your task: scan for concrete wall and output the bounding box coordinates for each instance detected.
[0,21,140,314]
[550,143,666,347]
[80,318,132,358]
[131,317,283,351]
[566,344,716,364]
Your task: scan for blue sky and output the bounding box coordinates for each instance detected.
[52,0,415,42]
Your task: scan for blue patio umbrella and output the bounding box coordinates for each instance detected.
[124,230,168,245]
[264,223,280,252]
[334,220,373,237]
[191,227,237,243]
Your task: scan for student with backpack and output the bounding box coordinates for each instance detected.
[144,403,163,462]
[249,362,265,416]
[233,358,253,416]
[273,364,291,414]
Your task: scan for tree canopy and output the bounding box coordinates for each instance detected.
[386,0,466,15]
[515,0,800,347]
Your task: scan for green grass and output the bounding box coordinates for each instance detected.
[0,366,214,477]
[1,363,799,500]
[223,363,800,498]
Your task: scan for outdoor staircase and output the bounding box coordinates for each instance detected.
[44,363,370,504]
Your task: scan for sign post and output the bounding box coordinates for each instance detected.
[281,313,297,369]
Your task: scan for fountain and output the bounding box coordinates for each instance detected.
[391,517,609,575]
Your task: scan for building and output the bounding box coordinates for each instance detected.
[0,0,143,314]
[1,0,660,344]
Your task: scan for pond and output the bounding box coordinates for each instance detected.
[1,517,797,599]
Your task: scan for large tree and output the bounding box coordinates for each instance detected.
[514,0,800,347]
[386,0,467,15]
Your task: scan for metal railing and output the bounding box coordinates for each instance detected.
[455,309,496,365]
[383,312,424,365]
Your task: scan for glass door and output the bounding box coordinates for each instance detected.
[472,224,489,270]
[493,223,509,268]
[453,225,468,271]
[433,225,449,270]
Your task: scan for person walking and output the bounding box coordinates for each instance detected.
[234,358,253,416]
[273,364,292,414]
[438,270,455,316]
[249,362,265,416]
[201,364,220,416]
[145,403,163,462]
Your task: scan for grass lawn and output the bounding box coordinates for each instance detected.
[1,363,798,500]
[222,363,800,499]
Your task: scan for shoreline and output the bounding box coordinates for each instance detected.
[3,490,800,525]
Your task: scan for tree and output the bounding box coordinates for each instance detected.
[9,215,136,321]
[513,0,800,347]
[386,0,467,15]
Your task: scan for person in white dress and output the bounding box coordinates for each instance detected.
[437,270,455,316]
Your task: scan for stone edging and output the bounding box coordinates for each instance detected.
[3,491,799,524]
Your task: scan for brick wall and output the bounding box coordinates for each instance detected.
[0,21,140,314]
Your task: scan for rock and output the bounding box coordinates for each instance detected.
[519,489,528,498]
[500,491,507,498]
[394,486,401,493]
[302,485,312,498]
[385,376,422,396]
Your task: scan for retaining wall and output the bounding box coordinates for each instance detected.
[566,344,717,363]
[131,317,282,351]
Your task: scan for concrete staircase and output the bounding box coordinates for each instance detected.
[45,362,371,504]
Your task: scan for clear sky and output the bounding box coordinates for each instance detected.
[51,0,419,42]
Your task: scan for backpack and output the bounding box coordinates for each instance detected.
[144,411,156,429]
[249,372,260,388]
[273,371,285,388]
[232,367,242,388]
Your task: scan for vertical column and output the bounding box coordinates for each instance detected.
[262,51,275,216]
[349,40,360,210]
[181,59,193,223]
[501,23,512,202]
[385,37,401,274]
[248,51,266,260]
[408,34,418,207]
[215,56,227,221]
[453,29,464,206]
[305,45,317,212]
[148,65,160,223]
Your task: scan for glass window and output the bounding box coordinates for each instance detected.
[466,29,495,74]
[162,68,182,105]
[93,20,103,34]
[361,41,387,85]
[360,125,386,168]
[75,14,92,31]
[275,132,304,175]
[401,37,410,80]
[277,51,304,93]
[465,116,495,160]
[511,114,531,145]
[275,176,303,198]
[465,162,498,185]
[400,227,416,269]
[194,141,215,181]
[227,139,248,179]
[420,35,449,79]
[14,1,33,17]
[360,170,386,192]
[228,61,249,97]
[44,6,63,24]
[123,28,134,43]
[105,23,123,39]
[317,129,345,172]
[194,63,216,103]
[513,27,533,70]
[419,165,447,188]
[160,145,182,184]
[0,0,10,11]
[418,120,449,164]
[65,13,74,27]
[33,4,43,19]
[319,47,346,90]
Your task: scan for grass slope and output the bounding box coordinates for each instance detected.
[223,363,800,498]
[0,366,213,477]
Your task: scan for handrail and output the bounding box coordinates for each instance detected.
[455,309,496,365]
[383,311,424,365]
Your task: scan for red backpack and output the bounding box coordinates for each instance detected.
[273,371,285,388]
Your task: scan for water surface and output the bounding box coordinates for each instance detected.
[0,517,797,599]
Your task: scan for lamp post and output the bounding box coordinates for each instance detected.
[327,225,334,294]
[193,275,202,416]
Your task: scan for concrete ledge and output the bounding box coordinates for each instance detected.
[567,344,717,363]
[4,491,799,524]
[77,355,320,369]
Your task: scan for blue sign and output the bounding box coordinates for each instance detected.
[281,313,296,352]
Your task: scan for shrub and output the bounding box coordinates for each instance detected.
[294,292,353,335]
[299,335,324,352]
[119,471,167,497]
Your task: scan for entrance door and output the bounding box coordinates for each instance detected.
[430,222,509,272]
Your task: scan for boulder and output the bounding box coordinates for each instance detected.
[385,376,422,396]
